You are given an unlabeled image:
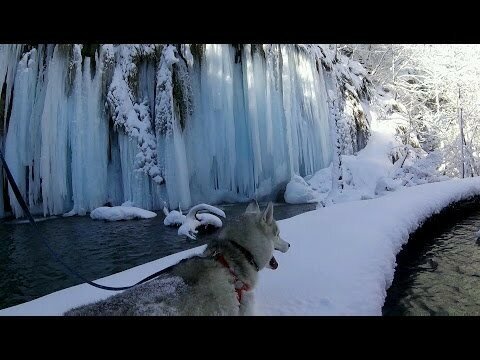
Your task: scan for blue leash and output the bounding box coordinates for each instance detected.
[0,149,174,291]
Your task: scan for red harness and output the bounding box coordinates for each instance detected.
[216,254,251,302]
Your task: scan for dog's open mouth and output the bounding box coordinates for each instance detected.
[269,256,278,270]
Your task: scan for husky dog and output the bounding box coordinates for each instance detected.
[64,201,290,316]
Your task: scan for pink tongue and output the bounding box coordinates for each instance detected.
[269,256,278,270]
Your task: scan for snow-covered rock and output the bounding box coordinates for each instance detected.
[176,204,226,240]
[284,175,318,204]
[163,209,186,226]
[374,176,403,195]
[196,213,223,228]
[90,206,157,221]
[163,203,226,239]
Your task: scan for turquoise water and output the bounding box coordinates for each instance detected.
[383,204,480,316]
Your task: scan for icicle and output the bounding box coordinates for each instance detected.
[40,45,71,216]
[280,44,298,177]
[4,49,39,217]
[0,44,23,133]
[241,44,263,187]
[164,109,191,209]
[67,45,109,216]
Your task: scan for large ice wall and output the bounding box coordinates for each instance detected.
[0,44,367,218]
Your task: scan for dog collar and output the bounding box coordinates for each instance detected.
[228,240,260,272]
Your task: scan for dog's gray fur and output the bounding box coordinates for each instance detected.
[64,201,289,316]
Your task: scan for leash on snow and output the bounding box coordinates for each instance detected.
[0,149,174,292]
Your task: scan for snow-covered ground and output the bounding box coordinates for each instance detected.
[2,175,480,316]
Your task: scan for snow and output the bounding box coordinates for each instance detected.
[163,209,186,226]
[284,118,399,204]
[307,164,333,194]
[196,213,223,228]
[90,205,157,221]
[283,175,318,204]
[176,204,226,240]
[335,120,398,201]
[256,177,480,315]
[284,106,448,206]
[107,55,163,185]
[163,203,225,239]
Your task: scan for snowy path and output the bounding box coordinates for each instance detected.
[2,177,480,315]
[255,177,480,315]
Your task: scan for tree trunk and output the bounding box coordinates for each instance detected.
[391,45,397,101]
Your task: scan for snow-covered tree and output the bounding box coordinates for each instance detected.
[342,44,480,178]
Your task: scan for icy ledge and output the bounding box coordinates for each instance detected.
[3,177,480,315]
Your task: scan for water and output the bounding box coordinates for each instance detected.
[0,202,314,310]
[383,202,480,316]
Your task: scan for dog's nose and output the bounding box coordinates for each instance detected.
[288,243,290,248]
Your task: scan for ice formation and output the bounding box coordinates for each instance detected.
[0,44,367,218]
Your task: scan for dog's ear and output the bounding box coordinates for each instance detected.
[245,200,260,213]
[262,202,274,225]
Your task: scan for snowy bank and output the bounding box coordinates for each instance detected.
[284,120,398,205]
[3,177,480,316]
[284,116,448,206]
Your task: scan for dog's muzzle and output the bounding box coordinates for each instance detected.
[274,236,290,253]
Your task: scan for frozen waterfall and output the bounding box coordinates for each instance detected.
[0,44,333,218]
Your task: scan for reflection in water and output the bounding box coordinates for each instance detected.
[383,207,480,316]
[0,202,314,310]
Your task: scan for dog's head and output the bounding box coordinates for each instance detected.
[245,201,291,254]
[243,201,290,270]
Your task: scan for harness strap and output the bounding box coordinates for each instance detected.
[215,254,251,302]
